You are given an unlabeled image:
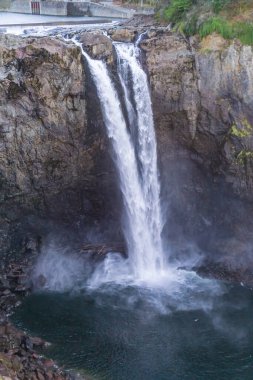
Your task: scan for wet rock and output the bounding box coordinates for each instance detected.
[36,274,47,289]
[0,315,80,379]
[79,242,126,261]
[30,337,48,349]
[120,15,158,28]
[109,28,137,42]
[79,31,113,63]
[0,277,10,291]
[36,369,46,380]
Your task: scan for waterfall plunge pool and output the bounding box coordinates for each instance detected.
[12,273,253,380]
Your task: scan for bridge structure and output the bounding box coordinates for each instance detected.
[0,0,135,18]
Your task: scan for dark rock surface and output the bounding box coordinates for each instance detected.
[0,33,120,259]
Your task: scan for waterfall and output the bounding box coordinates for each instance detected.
[114,42,164,267]
[74,38,165,280]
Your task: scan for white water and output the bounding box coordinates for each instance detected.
[73,38,165,281]
[114,42,164,266]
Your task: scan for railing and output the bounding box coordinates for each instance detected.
[31,1,41,14]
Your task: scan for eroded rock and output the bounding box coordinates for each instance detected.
[79,31,113,63]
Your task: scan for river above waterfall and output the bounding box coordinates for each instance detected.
[0,12,118,35]
[12,274,253,380]
[0,12,115,25]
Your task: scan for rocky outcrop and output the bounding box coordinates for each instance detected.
[79,31,113,63]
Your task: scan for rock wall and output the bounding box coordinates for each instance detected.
[142,32,253,195]
[141,30,253,268]
[0,34,119,257]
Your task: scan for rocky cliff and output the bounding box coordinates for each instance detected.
[0,28,253,275]
[0,33,119,259]
[141,30,253,271]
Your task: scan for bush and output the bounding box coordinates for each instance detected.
[212,0,231,13]
[199,16,234,39]
[161,0,253,46]
[234,22,253,45]
[199,17,253,45]
[163,0,194,22]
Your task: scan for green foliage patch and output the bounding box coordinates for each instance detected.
[161,0,253,45]
[230,120,253,138]
[163,0,194,23]
[236,150,253,165]
[199,17,253,45]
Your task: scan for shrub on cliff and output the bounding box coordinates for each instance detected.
[163,0,195,22]
[160,0,253,45]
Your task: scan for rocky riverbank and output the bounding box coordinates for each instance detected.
[0,238,128,380]
[0,248,88,380]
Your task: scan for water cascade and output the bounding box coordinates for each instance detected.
[73,38,165,281]
[114,41,164,270]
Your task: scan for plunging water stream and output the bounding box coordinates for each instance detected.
[114,42,165,272]
[74,38,165,280]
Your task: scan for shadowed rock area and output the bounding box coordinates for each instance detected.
[0,33,120,260]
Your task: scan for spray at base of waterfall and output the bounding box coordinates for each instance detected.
[31,242,225,316]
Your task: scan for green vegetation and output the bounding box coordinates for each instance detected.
[212,0,231,13]
[236,150,253,165]
[163,0,193,23]
[230,120,253,138]
[198,17,253,45]
[198,17,233,39]
[160,0,253,45]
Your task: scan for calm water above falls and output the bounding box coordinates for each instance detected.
[12,280,253,380]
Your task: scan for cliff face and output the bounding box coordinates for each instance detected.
[142,32,253,265]
[0,29,253,272]
[142,32,253,194]
[0,34,119,256]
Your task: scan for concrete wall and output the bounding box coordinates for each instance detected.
[0,0,12,11]
[40,1,68,15]
[9,0,31,13]
[88,3,133,18]
[67,2,89,16]
[68,1,133,18]
[0,0,68,16]
[0,0,133,18]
